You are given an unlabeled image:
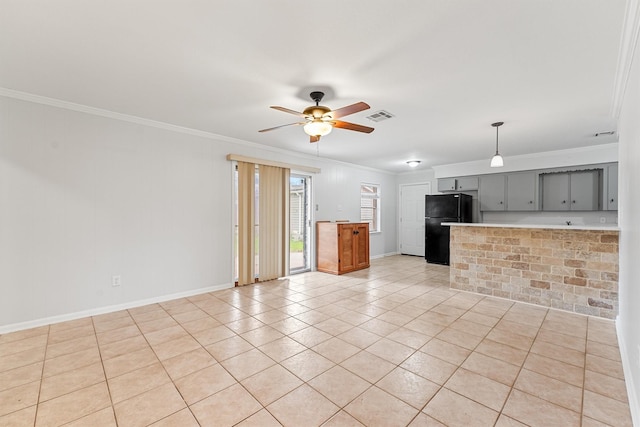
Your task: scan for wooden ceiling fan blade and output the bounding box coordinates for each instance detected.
[258,122,305,133]
[333,120,375,133]
[329,102,370,119]
[310,135,320,143]
[270,106,308,118]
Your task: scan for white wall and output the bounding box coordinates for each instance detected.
[0,95,398,331]
[313,163,397,258]
[617,26,640,424]
[396,168,436,188]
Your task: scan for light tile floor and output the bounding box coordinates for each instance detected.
[0,255,633,426]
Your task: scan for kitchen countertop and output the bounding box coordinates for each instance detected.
[442,222,620,231]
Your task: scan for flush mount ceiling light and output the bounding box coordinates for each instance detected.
[406,160,421,168]
[490,121,504,168]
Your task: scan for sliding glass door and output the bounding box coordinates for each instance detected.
[289,174,311,273]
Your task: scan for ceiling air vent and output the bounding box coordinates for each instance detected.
[366,110,395,122]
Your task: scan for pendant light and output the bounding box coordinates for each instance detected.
[490,121,504,168]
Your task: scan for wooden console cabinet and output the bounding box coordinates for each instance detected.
[316,222,370,275]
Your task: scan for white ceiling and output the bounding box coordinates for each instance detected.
[0,1,626,172]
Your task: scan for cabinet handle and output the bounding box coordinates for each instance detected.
[562,200,567,204]
[353,230,359,235]
[528,201,533,204]
[610,198,615,203]
[572,200,576,204]
[499,201,503,204]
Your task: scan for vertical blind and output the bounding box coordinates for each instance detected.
[237,161,255,286]
[237,161,290,285]
[258,165,290,281]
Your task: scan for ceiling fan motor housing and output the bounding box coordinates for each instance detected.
[303,105,331,119]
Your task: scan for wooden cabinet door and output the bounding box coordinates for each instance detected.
[337,223,356,273]
[353,223,370,269]
[506,172,536,211]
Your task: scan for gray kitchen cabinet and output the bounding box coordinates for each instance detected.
[570,170,601,210]
[437,176,478,192]
[437,178,456,192]
[541,173,570,211]
[506,172,537,211]
[606,163,618,210]
[479,175,506,211]
[456,176,479,191]
[541,170,601,211]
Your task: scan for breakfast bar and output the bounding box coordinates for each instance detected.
[446,223,620,319]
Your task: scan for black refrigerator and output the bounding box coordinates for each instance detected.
[425,193,472,265]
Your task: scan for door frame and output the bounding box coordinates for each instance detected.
[289,172,313,274]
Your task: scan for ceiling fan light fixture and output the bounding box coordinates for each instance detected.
[490,121,504,168]
[406,160,421,167]
[304,120,333,137]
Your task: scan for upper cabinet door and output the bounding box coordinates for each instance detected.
[456,176,479,191]
[479,175,506,211]
[606,164,618,210]
[570,170,601,210]
[541,173,570,211]
[437,178,457,192]
[506,172,537,211]
[437,176,478,192]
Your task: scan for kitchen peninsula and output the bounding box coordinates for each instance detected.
[447,223,619,319]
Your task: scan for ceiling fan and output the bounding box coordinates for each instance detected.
[259,91,374,143]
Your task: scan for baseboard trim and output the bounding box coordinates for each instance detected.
[0,283,233,334]
[616,316,639,426]
[371,251,400,260]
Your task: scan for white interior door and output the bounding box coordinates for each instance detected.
[399,183,431,256]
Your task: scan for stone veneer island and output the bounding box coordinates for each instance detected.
[447,223,619,319]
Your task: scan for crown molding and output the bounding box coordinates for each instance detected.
[612,0,640,118]
[0,87,393,175]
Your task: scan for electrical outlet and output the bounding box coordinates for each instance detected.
[112,275,121,287]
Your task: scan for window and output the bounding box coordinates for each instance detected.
[360,183,380,232]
